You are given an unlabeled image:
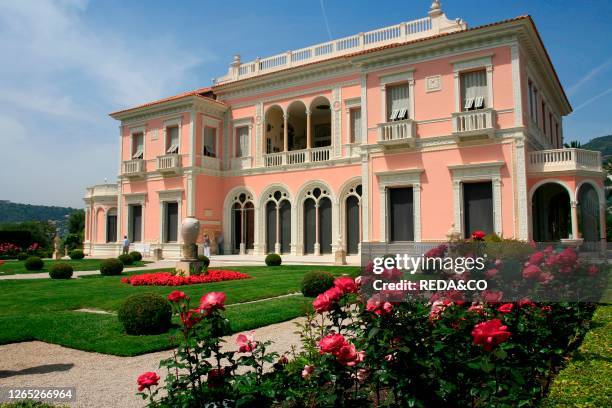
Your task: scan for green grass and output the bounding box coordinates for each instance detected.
[0,265,358,356]
[542,305,612,407]
[0,258,149,275]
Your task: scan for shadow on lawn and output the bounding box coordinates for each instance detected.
[0,363,74,379]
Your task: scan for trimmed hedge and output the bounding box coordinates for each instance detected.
[265,253,282,267]
[49,263,73,279]
[118,253,134,265]
[129,251,142,262]
[24,256,43,271]
[118,293,172,335]
[197,255,210,268]
[100,258,124,276]
[69,249,85,260]
[300,270,335,297]
[17,252,29,261]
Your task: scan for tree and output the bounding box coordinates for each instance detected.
[563,140,581,148]
[0,220,56,249]
[68,209,85,234]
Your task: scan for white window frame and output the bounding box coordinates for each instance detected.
[202,116,221,159]
[344,97,361,146]
[452,54,494,113]
[124,193,146,244]
[129,126,145,160]
[163,117,182,155]
[232,117,253,158]
[158,189,183,244]
[378,69,415,124]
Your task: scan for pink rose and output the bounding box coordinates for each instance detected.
[324,286,344,302]
[497,303,514,314]
[167,290,188,302]
[137,372,160,392]
[312,292,333,313]
[522,264,541,280]
[180,309,203,329]
[334,276,358,293]
[301,364,314,379]
[199,292,226,315]
[335,342,359,366]
[528,252,546,265]
[319,333,347,354]
[518,298,535,308]
[482,290,503,304]
[236,331,257,353]
[471,319,511,351]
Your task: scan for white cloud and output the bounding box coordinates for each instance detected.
[567,57,612,96]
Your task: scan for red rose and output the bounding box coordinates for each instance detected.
[236,331,257,353]
[324,286,344,302]
[528,252,546,265]
[334,276,358,293]
[482,290,503,304]
[522,264,541,280]
[541,305,552,314]
[468,302,485,315]
[168,290,188,302]
[199,292,226,315]
[497,303,514,314]
[587,265,599,277]
[180,309,203,329]
[366,294,393,315]
[335,342,358,366]
[518,298,535,308]
[471,319,511,351]
[207,367,226,388]
[137,372,160,392]
[313,292,333,313]
[471,230,486,240]
[319,333,347,354]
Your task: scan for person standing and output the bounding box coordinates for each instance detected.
[216,233,224,255]
[203,234,211,257]
[122,235,130,255]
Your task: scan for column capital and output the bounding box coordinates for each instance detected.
[283,113,289,120]
[305,109,311,116]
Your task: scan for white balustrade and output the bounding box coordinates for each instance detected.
[123,159,145,176]
[156,154,181,172]
[377,119,415,144]
[287,150,306,164]
[527,149,602,173]
[309,146,331,162]
[200,155,221,170]
[263,146,332,168]
[452,109,494,134]
[264,152,284,167]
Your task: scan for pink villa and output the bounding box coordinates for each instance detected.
[84,1,606,260]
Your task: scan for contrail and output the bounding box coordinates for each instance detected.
[319,0,333,41]
[567,57,612,96]
[573,86,612,112]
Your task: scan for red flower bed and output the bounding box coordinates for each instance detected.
[121,270,251,286]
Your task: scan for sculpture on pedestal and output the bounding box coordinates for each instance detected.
[175,216,206,276]
[53,234,61,260]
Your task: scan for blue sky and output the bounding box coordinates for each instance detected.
[0,0,610,207]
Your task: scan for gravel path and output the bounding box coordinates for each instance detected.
[0,317,305,408]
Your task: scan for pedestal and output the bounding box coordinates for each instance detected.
[175,260,206,277]
[334,249,347,265]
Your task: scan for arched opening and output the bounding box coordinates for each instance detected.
[310,96,332,148]
[345,184,362,255]
[532,183,571,242]
[302,186,332,255]
[231,193,255,254]
[106,208,117,243]
[287,101,307,151]
[264,190,292,254]
[577,183,600,242]
[265,105,284,154]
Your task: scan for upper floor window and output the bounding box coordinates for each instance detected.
[386,83,409,121]
[541,102,547,134]
[131,132,144,159]
[528,80,537,121]
[203,127,216,158]
[350,108,362,143]
[166,126,179,154]
[236,126,249,157]
[461,69,487,111]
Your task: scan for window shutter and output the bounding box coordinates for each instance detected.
[350,108,361,143]
[132,133,144,159]
[461,70,487,111]
[236,127,249,157]
[166,126,179,154]
[386,83,409,121]
[204,127,216,157]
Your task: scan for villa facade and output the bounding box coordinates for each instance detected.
[84,1,606,259]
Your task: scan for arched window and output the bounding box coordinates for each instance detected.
[231,193,255,254]
[577,183,600,242]
[532,183,571,242]
[106,208,117,243]
[303,186,332,254]
[344,185,362,254]
[265,190,291,254]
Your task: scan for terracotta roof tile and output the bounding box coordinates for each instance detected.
[109,87,227,116]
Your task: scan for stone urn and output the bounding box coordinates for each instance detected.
[181,216,200,245]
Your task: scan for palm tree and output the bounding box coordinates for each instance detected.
[563,140,581,148]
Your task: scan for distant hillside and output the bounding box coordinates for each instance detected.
[582,135,612,161]
[0,201,77,233]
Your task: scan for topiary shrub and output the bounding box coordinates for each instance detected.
[17,252,29,261]
[24,256,44,271]
[129,251,142,262]
[118,293,172,335]
[49,262,73,279]
[69,249,85,260]
[265,253,282,267]
[100,258,124,276]
[197,255,210,268]
[118,253,134,265]
[301,270,335,297]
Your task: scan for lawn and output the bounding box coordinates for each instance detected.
[0,265,359,356]
[542,304,612,407]
[0,258,149,275]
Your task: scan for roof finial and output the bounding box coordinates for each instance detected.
[429,0,443,17]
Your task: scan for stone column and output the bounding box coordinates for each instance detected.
[274,205,281,254]
[283,114,289,152]
[314,202,320,256]
[239,208,246,255]
[306,109,312,149]
[570,200,579,240]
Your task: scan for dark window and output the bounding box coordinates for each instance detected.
[265,201,276,253]
[319,197,332,254]
[346,195,360,254]
[106,213,117,243]
[389,187,414,241]
[279,201,291,254]
[129,205,142,242]
[165,202,178,242]
[463,182,493,238]
[303,198,316,254]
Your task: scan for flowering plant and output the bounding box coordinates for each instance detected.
[121,270,250,286]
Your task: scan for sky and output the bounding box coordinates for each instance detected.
[0,0,611,208]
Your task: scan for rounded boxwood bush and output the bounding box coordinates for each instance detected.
[197,255,210,268]
[17,252,29,261]
[129,251,142,262]
[100,258,124,276]
[118,293,172,335]
[301,270,335,297]
[24,256,44,271]
[118,253,134,265]
[69,249,85,260]
[265,253,282,267]
[49,262,73,279]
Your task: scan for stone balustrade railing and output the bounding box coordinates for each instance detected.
[527,148,602,173]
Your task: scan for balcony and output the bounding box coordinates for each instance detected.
[263,146,332,168]
[377,119,416,148]
[452,108,496,142]
[156,154,182,174]
[123,159,145,177]
[200,155,221,171]
[527,148,602,174]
